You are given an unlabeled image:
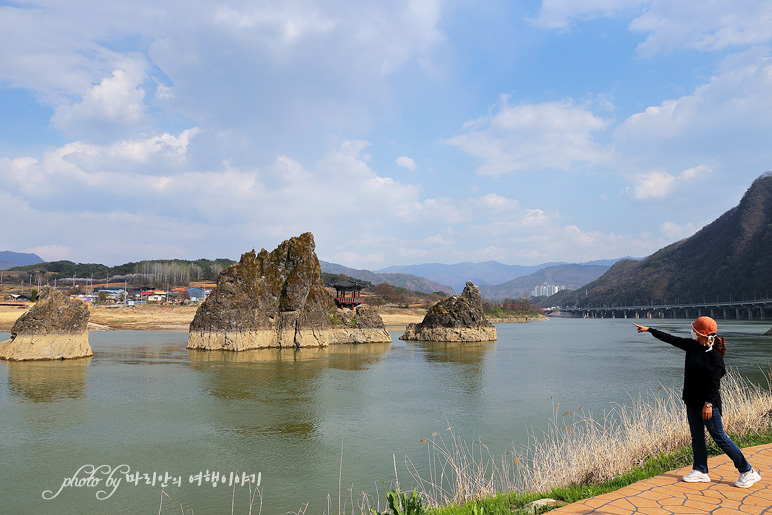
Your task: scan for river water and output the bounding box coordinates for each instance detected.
[1,318,771,514]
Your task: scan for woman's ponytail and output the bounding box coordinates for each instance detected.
[715,336,726,357]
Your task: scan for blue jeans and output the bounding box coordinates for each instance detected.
[686,404,751,474]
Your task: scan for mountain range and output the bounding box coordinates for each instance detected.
[320,261,456,295]
[477,264,612,300]
[551,172,772,308]
[322,259,621,299]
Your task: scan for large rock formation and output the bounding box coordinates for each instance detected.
[400,281,497,342]
[0,286,92,361]
[187,233,391,350]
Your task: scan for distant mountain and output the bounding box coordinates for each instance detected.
[0,251,44,270]
[551,172,772,308]
[377,258,635,293]
[479,264,611,301]
[376,261,567,292]
[320,261,455,295]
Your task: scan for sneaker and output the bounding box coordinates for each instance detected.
[735,468,761,488]
[682,470,711,483]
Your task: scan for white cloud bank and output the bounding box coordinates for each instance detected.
[443,95,611,176]
[534,0,772,56]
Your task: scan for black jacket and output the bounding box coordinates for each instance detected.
[648,328,725,413]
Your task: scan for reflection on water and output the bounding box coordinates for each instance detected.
[418,340,494,365]
[187,341,391,368]
[2,321,771,515]
[413,340,494,397]
[7,358,91,403]
[185,343,393,441]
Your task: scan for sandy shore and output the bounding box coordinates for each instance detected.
[0,304,426,332]
[0,305,30,331]
[0,304,548,333]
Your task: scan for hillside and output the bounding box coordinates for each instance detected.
[320,261,454,295]
[0,251,43,270]
[552,172,772,308]
[478,264,611,301]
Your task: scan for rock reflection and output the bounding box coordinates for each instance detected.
[414,341,494,396]
[186,343,392,439]
[187,342,391,369]
[6,358,91,403]
[417,340,494,365]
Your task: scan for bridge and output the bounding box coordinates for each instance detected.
[557,297,772,320]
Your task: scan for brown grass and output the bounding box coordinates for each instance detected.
[0,305,29,331]
[1,304,426,332]
[407,370,772,507]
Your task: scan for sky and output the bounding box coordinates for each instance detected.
[1,0,772,269]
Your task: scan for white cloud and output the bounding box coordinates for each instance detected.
[531,0,643,29]
[444,95,611,176]
[396,156,417,171]
[614,51,772,179]
[0,1,446,146]
[533,0,772,56]
[630,166,710,199]
[474,193,520,212]
[52,60,150,136]
[659,221,698,240]
[28,245,74,262]
[631,0,772,56]
[422,234,453,246]
[631,171,678,199]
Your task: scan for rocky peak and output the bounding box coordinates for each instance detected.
[0,286,92,361]
[400,281,496,342]
[188,232,390,350]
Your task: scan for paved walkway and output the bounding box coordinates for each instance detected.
[551,444,772,514]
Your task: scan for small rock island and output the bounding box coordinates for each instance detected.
[0,286,92,361]
[400,281,497,342]
[187,232,391,350]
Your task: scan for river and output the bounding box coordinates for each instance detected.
[1,318,770,514]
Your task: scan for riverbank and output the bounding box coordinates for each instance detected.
[0,304,547,332]
[412,369,772,514]
[487,315,547,323]
[0,304,429,331]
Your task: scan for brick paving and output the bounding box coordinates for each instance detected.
[551,444,772,514]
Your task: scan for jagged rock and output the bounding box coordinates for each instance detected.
[0,286,92,361]
[187,232,391,350]
[400,281,497,342]
[330,304,394,343]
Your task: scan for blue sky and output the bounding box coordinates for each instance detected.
[1,0,771,269]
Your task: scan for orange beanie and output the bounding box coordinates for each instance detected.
[692,316,718,336]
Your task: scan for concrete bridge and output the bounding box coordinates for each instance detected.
[557,297,772,320]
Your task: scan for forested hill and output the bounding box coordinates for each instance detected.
[551,172,772,308]
[10,258,236,283]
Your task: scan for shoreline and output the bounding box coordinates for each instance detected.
[0,304,429,332]
[0,304,547,333]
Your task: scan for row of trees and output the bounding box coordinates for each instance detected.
[482,298,543,318]
[7,258,236,289]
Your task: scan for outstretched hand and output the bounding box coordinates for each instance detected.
[632,322,649,333]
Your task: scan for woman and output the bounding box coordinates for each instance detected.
[633,316,761,488]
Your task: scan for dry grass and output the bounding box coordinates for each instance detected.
[374,307,426,328]
[0,305,29,331]
[87,304,198,330]
[1,304,424,332]
[406,369,772,508]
